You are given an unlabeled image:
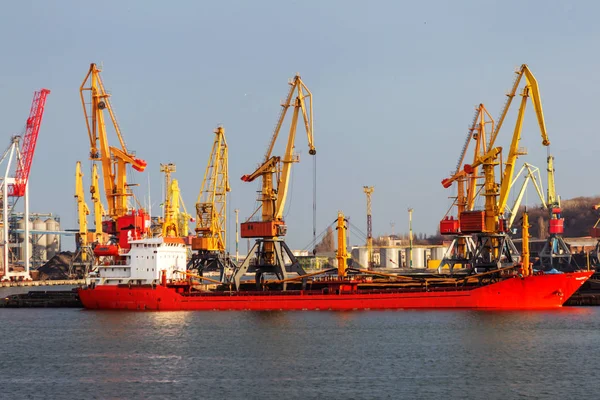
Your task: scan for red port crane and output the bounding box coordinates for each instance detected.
[9,89,50,197]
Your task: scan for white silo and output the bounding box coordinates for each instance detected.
[430,246,446,261]
[357,247,369,268]
[380,247,399,268]
[17,218,32,262]
[45,218,60,259]
[32,218,47,262]
[405,248,426,268]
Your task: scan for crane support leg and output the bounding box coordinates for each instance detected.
[187,251,235,283]
[231,238,306,290]
[539,235,577,271]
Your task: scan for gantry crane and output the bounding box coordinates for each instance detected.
[363,186,374,269]
[0,89,50,281]
[189,126,234,281]
[231,74,316,290]
[80,63,149,254]
[539,155,575,270]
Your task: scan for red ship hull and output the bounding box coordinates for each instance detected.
[78,271,593,311]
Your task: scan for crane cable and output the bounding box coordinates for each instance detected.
[313,155,317,250]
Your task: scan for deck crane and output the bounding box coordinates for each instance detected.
[189,126,234,281]
[461,64,550,272]
[439,104,493,271]
[231,74,316,290]
[0,89,50,281]
[80,63,149,255]
[539,155,575,270]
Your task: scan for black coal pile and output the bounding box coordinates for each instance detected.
[37,251,74,280]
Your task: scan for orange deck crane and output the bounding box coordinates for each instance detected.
[439,104,493,270]
[80,63,149,255]
[231,74,316,290]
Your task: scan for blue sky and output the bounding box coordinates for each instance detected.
[0,0,598,251]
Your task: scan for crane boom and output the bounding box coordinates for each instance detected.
[9,89,50,197]
[489,64,549,149]
[497,69,550,215]
[80,63,147,219]
[241,74,316,238]
[547,155,559,207]
[193,126,230,251]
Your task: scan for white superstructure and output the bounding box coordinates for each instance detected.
[88,237,187,286]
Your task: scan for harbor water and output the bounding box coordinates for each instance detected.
[1,303,600,399]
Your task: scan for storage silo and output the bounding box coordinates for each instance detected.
[405,248,425,268]
[17,218,32,262]
[430,246,446,261]
[382,247,399,268]
[45,218,60,259]
[32,218,47,262]
[356,247,369,268]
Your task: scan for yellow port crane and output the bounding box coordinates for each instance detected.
[188,126,233,281]
[160,163,178,237]
[539,155,574,269]
[439,104,493,271]
[160,163,192,238]
[74,162,90,262]
[80,63,148,237]
[231,74,316,290]
[71,161,97,277]
[90,164,105,243]
[336,211,349,277]
[461,64,550,272]
[441,104,495,217]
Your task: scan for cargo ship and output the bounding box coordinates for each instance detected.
[78,237,593,311]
